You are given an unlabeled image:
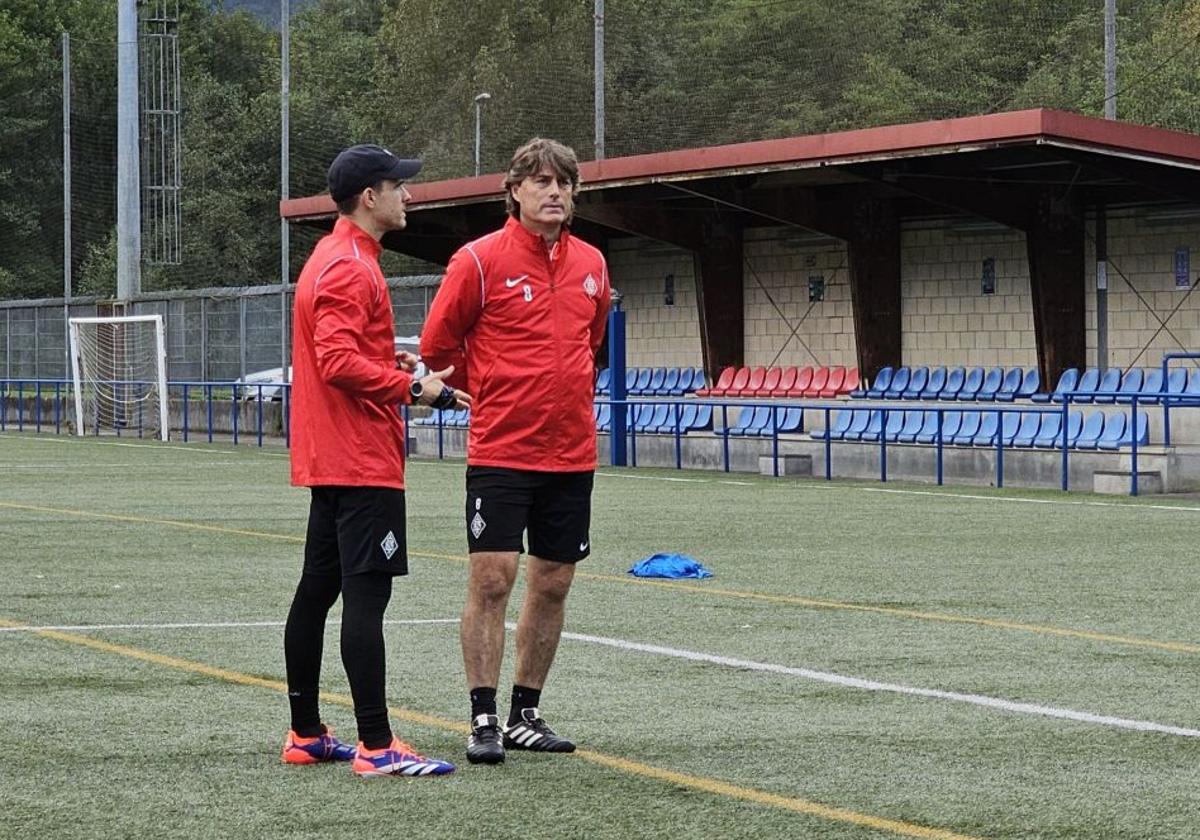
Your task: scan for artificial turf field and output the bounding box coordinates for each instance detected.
[2,431,1198,839]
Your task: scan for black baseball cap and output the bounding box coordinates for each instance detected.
[327,144,422,202]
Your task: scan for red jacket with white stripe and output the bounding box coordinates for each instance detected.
[290,217,413,489]
[421,216,610,471]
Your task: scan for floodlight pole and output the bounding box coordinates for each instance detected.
[280,0,291,382]
[116,0,141,300]
[63,31,72,375]
[474,92,491,176]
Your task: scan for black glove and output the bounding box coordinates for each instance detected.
[431,385,458,411]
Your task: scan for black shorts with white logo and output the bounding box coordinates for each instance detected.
[464,467,594,563]
[303,486,408,577]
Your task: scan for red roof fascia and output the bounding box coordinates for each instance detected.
[280,109,1200,220]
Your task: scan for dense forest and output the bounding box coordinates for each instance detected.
[1,0,1198,299]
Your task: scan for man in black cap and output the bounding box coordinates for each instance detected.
[281,144,469,778]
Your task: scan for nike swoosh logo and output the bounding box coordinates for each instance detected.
[504,275,529,288]
[579,542,588,552]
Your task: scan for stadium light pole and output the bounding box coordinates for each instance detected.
[474,92,491,176]
[116,0,141,301]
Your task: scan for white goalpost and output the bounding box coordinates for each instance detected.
[68,314,170,441]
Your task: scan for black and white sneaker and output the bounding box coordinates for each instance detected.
[502,708,576,753]
[466,714,505,764]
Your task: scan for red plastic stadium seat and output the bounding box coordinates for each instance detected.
[841,367,861,395]
[772,366,799,397]
[695,366,734,397]
[819,366,846,398]
[737,367,766,396]
[725,366,751,396]
[804,367,830,398]
[788,366,814,397]
[759,367,783,397]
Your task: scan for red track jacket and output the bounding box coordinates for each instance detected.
[290,217,413,489]
[421,216,610,471]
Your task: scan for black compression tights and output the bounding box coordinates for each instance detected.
[284,571,394,749]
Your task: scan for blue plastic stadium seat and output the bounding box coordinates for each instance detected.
[1070,368,1101,404]
[595,368,611,395]
[858,411,885,442]
[865,367,894,399]
[1093,368,1122,404]
[913,410,941,444]
[1112,368,1144,404]
[995,368,1023,402]
[596,403,612,432]
[957,367,985,401]
[769,407,804,435]
[1036,412,1065,448]
[1098,411,1149,450]
[689,403,713,431]
[1093,412,1126,449]
[940,367,965,400]
[811,408,854,441]
[1135,368,1164,404]
[646,368,666,394]
[974,367,1003,401]
[897,410,925,442]
[715,406,749,436]
[1031,368,1078,404]
[998,411,1022,446]
[1015,368,1040,399]
[972,411,1000,446]
[884,367,911,400]
[738,406,772,436]
[1072,411,1105,449]
[842,409,873,441]
[689,367,707,393]
[902,367,929,400]
[1011,412,1042,447]
[647,404,670,432]
[633,368,653,395]
[920,367,947,400]
[938,411,963,442]
[658,368,680,396]
[951,411,981,445]
[673,368,694,395]
[882,409,906,442]
[624,368,638,393]
[1163,368,1188,404]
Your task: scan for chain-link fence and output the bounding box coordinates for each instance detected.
[0,275,438,382]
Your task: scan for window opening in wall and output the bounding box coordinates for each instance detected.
[808,276,824,303]
[664,273,675,306]
[981,257,996,295]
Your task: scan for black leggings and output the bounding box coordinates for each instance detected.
[284,571,394,749]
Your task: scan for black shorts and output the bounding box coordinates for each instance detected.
[465,467,594,563]
[303,486,408,577]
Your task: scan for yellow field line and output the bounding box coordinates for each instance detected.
[3,499,1197,655]
[0,616,982,840]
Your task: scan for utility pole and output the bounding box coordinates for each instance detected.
[474,92,491,176]
[63,31,72,374]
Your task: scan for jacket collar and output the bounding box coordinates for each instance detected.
[504,215,571,256]
[333,216,383,260]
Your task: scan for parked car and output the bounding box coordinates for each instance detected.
[235,336,423,400]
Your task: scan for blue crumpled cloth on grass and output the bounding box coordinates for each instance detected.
[628,553,713,579]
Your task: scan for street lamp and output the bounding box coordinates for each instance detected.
[473,92,491,176]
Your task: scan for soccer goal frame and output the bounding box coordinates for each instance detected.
[68,314,170,441]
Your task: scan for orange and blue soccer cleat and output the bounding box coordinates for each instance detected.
[281,727,357,764]
[351,737,456,778]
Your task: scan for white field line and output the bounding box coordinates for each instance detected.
[0,432,290,458]
[550,626,1200,739]
[0,618,461,633]
[597,470,754,486]
[860,485,1200,513]
[6,614,1194,737]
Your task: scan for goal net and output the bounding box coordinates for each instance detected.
[68,315,169,441]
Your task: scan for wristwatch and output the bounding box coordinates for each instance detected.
[409,380,423,402]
